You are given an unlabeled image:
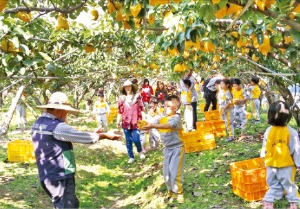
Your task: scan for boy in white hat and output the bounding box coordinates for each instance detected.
[32,92,120,209]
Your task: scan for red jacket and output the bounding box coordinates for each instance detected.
[140,85,154,103]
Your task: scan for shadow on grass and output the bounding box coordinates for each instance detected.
[0,171,51,208]
[73,143,165,208]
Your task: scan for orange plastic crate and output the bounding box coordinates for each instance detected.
[232,178,268,193]
[230,158,268,201]
[211,120,226,129]
[204,110,220,121]
[7,140,36,163]
[230,158,266,184]
[233,186,267,201]
[213,129,227,138]
[185,138,216,153]
[182,131,202,147]
[196,121,214,133]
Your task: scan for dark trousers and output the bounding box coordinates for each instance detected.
[191,101,197,129]
[41,176,79,209]
[204,90,217,111]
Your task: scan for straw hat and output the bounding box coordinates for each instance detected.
[120,80,138,94]
[36,92,80,114]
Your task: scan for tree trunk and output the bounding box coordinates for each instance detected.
[107,81,116,103]
[73,82,95,109]
[275,79,300,128]
[0,91,3,107]
[23,100,39,119]
[0,85,25,135]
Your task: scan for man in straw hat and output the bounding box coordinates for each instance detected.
[32,92,120,208]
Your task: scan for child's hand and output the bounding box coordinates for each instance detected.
[142,123,153,131]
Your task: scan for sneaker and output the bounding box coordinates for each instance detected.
[226,137,235,142]
[139,153,146,160]
[262,201,274,209]
[128,158,135,164]
[288,203,298,209]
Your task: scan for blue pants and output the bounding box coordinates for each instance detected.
[123,129,142,159]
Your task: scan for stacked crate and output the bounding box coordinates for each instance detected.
[230,158,268,201]
[204,109,221,121]
[197,110,226,138]
[108,107,118,123]
[181,130,216,153]
[7,139,36,163]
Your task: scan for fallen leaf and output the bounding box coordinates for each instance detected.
[192,191,202,197]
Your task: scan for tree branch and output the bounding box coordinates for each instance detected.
[254,8,300,32]
[238,55,294,82]
[225,0,254,31]
[4,0,87,14]
[269,52,291,67]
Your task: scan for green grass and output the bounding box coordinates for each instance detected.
[0,102,299,208]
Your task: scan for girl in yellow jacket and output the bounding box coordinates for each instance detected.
[247,77,261,122]
[260,101,300,209]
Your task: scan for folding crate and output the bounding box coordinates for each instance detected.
[182,131,202,147]
[230,158,267,201]
[230,158,266,184]
[204,110,220,121]
[185,138,216,153]
[149,0,170,6]
[211,120,225,130]
[213,129,227,138]
[196,121,214,133]
[232,186,267,201]
[7,140,36,163]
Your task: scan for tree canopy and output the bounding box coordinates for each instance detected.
[0,0,299,122]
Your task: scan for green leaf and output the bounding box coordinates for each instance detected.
[190,29,198,43]
[2,54,13,67]
[256,33,263,45]
[20,44,30,56]
[46,62,56,71]
[19,67,26,75]
[177,41,185,54]
[241,10,252,22]
[161,41,172,50]
[176,32,186,43]
[291,30,300,43]
[38,52,53,62]
[13,26,29,40]
[245,28,254,36]
[23,59,39,67]
[185,27,193,40]
[11,37,19,49]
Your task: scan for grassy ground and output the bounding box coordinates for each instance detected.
[0,103,299,208]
